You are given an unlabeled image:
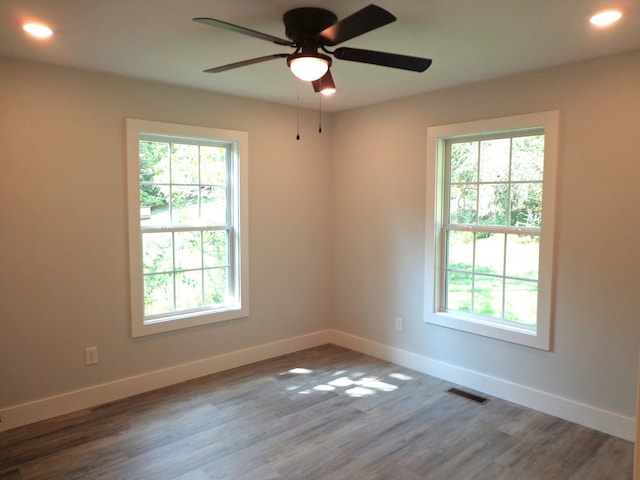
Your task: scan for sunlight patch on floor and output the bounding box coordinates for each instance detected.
[287,368,313,375]
[280,367,412,397]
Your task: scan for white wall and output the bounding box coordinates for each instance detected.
[331,50,640,426]
[0,58,332,412]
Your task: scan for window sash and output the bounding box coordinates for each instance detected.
[139,136,233,230]
[440,226,540,328]
[141,226,234,319]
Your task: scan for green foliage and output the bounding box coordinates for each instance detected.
[142,230,229,316]
[446,237,539,325]
[449,142,478,224]
[449,134,544,228]
[447,268,538,325]
[139,139,231,317]
[444,134,544,326]
[508,135,544,228]
[140,141,169,209]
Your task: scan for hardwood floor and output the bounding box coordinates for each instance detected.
[0,345,633,479]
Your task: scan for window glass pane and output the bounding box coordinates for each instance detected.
[144,273,174,315]
[504,278,537,325]
[201,146,227,185]
[479,138,510,182]
[175,271,203,310]
[450,142,478,183]
[478,184,508,226]
[174,231,202,270]
[505,234,539,280]
[449,185,477,224]
[447,230,473,271]
[140,141,169,184]
[510,182,542,228]
[171,186,200,224]
[171,143,199,184]
[203,230,228,267]
[201,186,227,225]
[143,232,173,273]
[204,268,228,305]
[141,185,170,227]
[475,233,504,275]
[511,135,544,181]
[473,275,503,318]
[446,271,472,313]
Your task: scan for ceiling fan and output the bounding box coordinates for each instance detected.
[194,4,432,94]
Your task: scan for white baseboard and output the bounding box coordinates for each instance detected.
[329,330,636,442]
[3,329,635,442]
[0,330,331,433]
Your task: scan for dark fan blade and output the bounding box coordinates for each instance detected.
[204,54,289,73]
[194,17,294,47]
[318,4,396,46]
[334,47,432,72]
[312,70,336,93]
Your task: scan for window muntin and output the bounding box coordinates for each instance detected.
[127,120,249,337]
[425,111,558,350]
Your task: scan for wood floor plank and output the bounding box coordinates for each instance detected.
[568,436,635,480]
[0,344,633,479]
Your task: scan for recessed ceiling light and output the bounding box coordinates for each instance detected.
[23,23,54,38]
[589,9,623,27]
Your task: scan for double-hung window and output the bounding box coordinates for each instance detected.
[425,112,559,350]
[126,119,249,337]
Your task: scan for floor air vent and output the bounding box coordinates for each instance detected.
[446,387,488,404]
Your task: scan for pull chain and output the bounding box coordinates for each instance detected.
[318,91,322,134]
[296,82,301,140]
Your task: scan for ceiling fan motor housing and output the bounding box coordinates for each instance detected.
[283,8,337,42]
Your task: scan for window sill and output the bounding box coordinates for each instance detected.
[427,311,550,350]
[132,305,248,337]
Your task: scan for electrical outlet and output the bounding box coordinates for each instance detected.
[395,317,403,332]
[85,346,98,366]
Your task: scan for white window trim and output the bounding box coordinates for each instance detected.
[126,119,249,337]
[424,111,559,350]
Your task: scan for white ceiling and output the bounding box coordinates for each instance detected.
[2,0,639,112]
